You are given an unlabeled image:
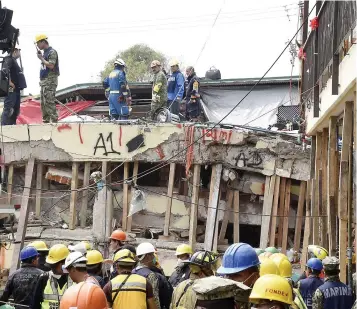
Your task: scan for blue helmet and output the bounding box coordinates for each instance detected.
[306,257,323,271]
[217,243,260,275]
[20,247,39,261]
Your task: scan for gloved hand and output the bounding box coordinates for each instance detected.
[126,97,132,106]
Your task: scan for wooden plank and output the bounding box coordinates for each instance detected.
[260,176,276,249]
[10,158,35,274]
[164,163,176,236]
[269,176,281,247]
[301,180,312,267]
[233,190,240,243]
[7,164,14,205]
[80,162,91,228]
[281,179,291,254]
[189,164,201,250]
[338,101,354,283]
[69,162,79,230]
[321,128,328,249]
[315,132,322,244]
[204,164,222,251]
[35,163,43,216]
[218,189,233,242]
[328,116,338,255]
[277,177,287,247]
[122,162,129,231]
[294,181,307,252]
[127,161,139,232]
[106,163,113,238]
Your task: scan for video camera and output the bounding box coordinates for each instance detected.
[0,2,19,97]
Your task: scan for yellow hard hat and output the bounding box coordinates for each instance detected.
[27,240,49,252]
[46,244,70,264]
[308,245,328,260]
[259,257,280,276]
[260,251,272,258]
[273,257,292,278]
[175,244,193,256]
[270,252,288,261]
[113,249,136,265]
[80,241,92,251]
[86,250,104,265]
[169,59,179,67]
[35,34,48,43]
[249,274,293,305]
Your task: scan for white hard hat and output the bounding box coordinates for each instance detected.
[64,251,87,269]
[114,58,126,66]
[169,59,179,67]
[68,243,87,255]
[136,242,156,257]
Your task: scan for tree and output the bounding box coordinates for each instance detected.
[100,44,167,82]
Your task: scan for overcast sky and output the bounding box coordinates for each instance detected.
[4,0,309,95]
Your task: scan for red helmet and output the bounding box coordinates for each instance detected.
[60,282,107,309]
[109,229,127,241]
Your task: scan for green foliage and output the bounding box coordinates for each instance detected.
[100,44,167,82]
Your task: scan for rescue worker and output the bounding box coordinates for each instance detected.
[133,242,173,309]
[185,66,200,121]
[68,242,87,255]
[312,256,354,309]
[64,252,98,285]
[217,243,260,287]
[1,45,27,126]
[170,251,217,309]
[27,240,50,271]
[167,59,185,117]
[109,230,127,279]
[103,59,132,120]
[86,249,108,288]
[169,244,193,287]
[32,244,72,309]
[35,34,59,123]
[265,246,280,254]
[298,245,328,281]
[60,282,108,309]
[249,274,293,309]
[103,249,157,309]
[150,60,167,119]
[297,258,324,309]
[0,247,42,309]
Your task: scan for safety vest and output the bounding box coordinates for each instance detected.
[293,288,308,309]
[317,280,354,309]
[298,276,324,309]
[111,274,147,309]
[41,274,72,309]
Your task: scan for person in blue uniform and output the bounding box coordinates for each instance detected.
[167,59,185,117]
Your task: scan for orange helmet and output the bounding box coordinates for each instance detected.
[109,229,127,241]
[60,282,107,309]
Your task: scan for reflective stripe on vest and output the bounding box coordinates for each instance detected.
[111,274,147,309]
[41,275,73,309]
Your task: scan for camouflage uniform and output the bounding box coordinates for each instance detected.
[353,300,357,309]
[312,257,354,309]
[170,273,199,309]
[40,48,59,123]
[353,272,356,297]
[150,70,167,119]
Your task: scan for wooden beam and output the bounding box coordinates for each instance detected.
[269,176,281,247]
[127,161,139,232]
[233,190,240,243]
[69,162,79,230]
[321,128,328,249]
[294,181,306,252]
[204,164,222,251]
[277,177,287,247]
[80,162,91,228]
[281,179,291,254]
[164,163,176,236]
[7,164,14,205]
[189,164,201,250]
[122,162,129,231]
[10,158,35,274]
[106,163,113,238]
[301,180,312,267]
[260,176,276,249]
[338,101,354,283]
[218,189,233,243]
[35,163,43,216]
[315,132,322,244]
[328,116,338,255]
